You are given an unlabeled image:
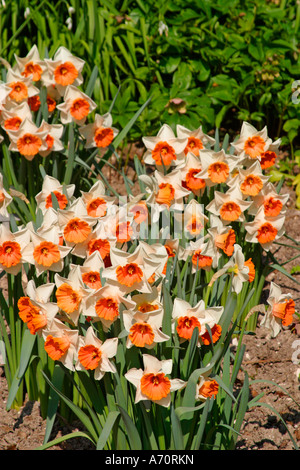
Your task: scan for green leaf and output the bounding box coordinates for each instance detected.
[6,329,36,410]
[96,411,120,450]
[171,404,184,450]
[117,405,142,450]
[42,371,98,443]
[36,431,95,450]
[43,364,65,444]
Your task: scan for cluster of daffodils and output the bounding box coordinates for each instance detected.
[0,45,118,159]
[0,46,297,408]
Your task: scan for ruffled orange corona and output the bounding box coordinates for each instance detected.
[263,197,283,217]
[177,316,201,341]
[45,190,68,210]
[260,150,276,170]
[155,183,175,207]
[215,229,236,256]
[28,95,41,112]
[4,116,22,130]
[152,141,176,167]
[0,241,22,268]
[244,135,265,159]
[33,241,61,267]
[47,95,56,113]
[44,334,71,360]
[88,238,110,259]
[78,344,102,370]
[198,379,219,399]
[272,299,295,327]
[27,311,47,335]
[201,324,222,345]
[220,201,242,222]
[82,271,102,290]
[116,263,143,287]
[94,127,114,148]
[17,133,42,157]
[184,168,206,191]
[256,222,277,244]
[22,62,43,82]
[129,322,155,347]
[54,62,78,86]
[56,283,82,314]
[240,175,263,196]
[86,198,107,218]
[208,161,229,184]
[95,297,119,321]
[63,217,91,243]
[70,98,90,121]
[184,136,203,156]
[140,372,171,401]
[8,81,28,102]
[192,249,213,268]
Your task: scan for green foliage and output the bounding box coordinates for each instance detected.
[0,0,299,143]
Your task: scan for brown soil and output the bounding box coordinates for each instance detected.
[0,164,300,451]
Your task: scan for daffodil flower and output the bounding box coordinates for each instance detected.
[248,182,289,218]
[207,214,236,258]
[44,46,85,96]
[196,372,219,401]
[54,265,91,326]
[230,121,272,161]
[14,44,46,82]
[80,179,116,219]
[180,152,206,196]
[5,68,39,104]
[83,283,136,331]
[140,169,190,214]
[0,223,31,275]
[6,117,48,160]
[179,232,217,270]
[70,220,116,262]
[125,354,186,407]
[79,113,119,149]
[142,123,188,170]
[35,174,75,214]
[196,149,239,187]
[75,326,118,379]
[206,185,252,224]
[227,160,269,197]
[70,251,105,291]
[260,282,296,337]
[57,200,98,247]
[176,124,215,156]
[1,101,32,132]
[56,85,97,125]
[101,245,164,294]
[42,317,79,371]
[171,298,223,345]
[123,308,170,349]
[38,120,64,157]
[244,206,285,251]
[209,244,250,294]
[21,224,72,277]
